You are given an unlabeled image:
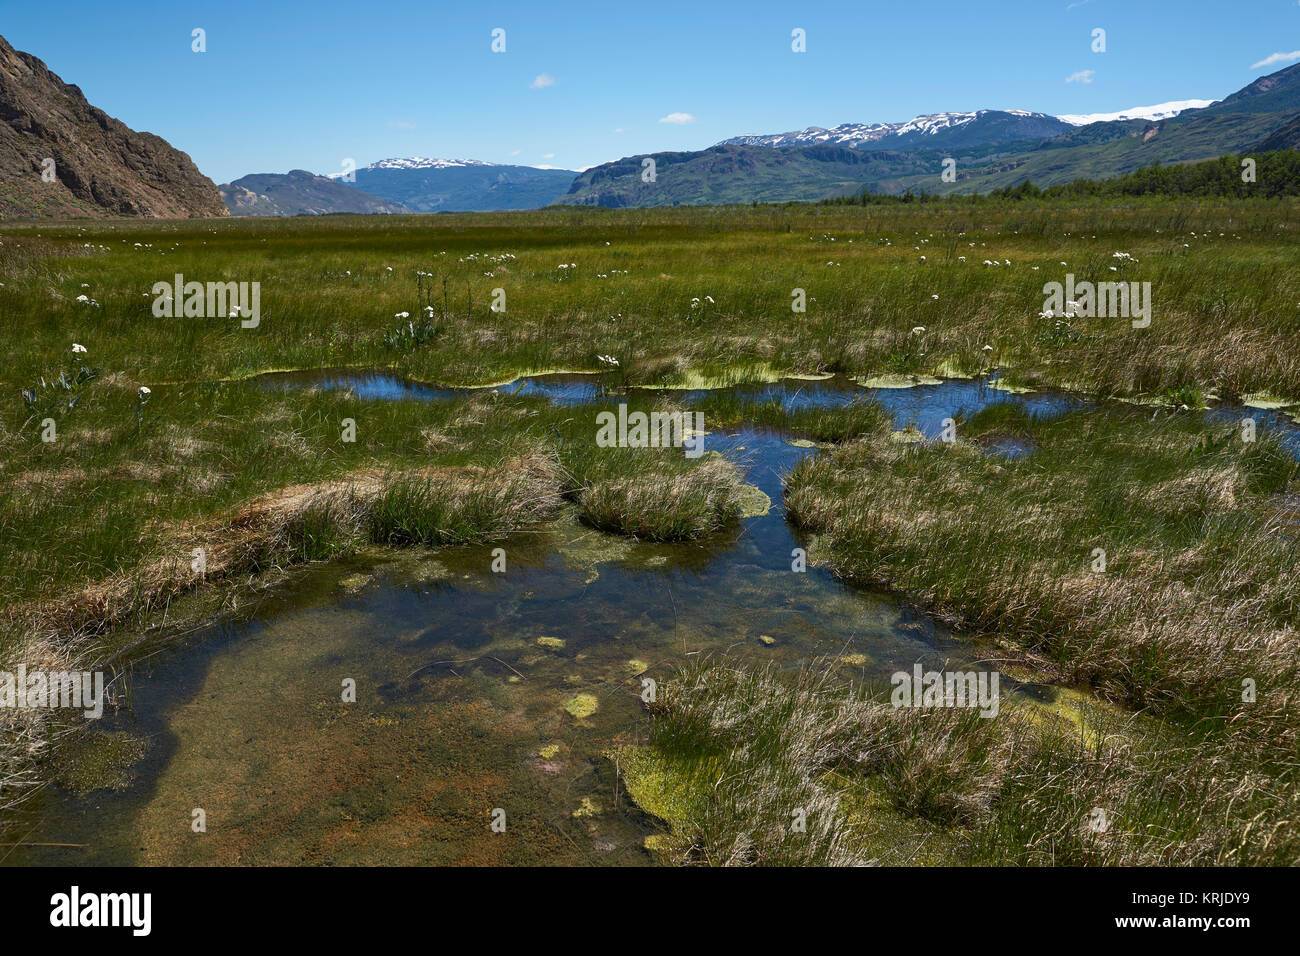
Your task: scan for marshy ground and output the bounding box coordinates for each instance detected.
[0,201,1296,865]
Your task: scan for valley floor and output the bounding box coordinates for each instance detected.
[0,201,1296,864]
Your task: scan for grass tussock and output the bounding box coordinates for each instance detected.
[786,410,1299,726]
[7,455,564,643]
[779,408,1298,864]
[695,393,893,443]
[562,444,745,541]
[636,656,1295,865]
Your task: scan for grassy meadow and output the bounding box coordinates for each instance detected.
[2,200,1298,397]
[1,199,1297,864]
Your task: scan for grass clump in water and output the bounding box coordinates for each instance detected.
[367,459,562,547]
[695,394,892,443]
[556,404,747,541]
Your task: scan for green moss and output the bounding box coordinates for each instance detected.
[563,693,599,719]
[988,379,1036,394]
[830,772,956,865]
[53,731,148,794]
[736,484,772,518]
[889,426,926,444]
[608,744,709,834]
[1241,392,1296,410]
[855,373,943,389]
[1012,684,1141,750]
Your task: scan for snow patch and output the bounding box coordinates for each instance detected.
[1055,100,1217,126]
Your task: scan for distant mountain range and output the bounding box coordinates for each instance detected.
[327,157,576,212]
[220,169,409,216]
[562,63,1300,206]
[718,110,1077,151]
[715,102,1217,154]
[0,33,225,219]
[1,26,1295,222]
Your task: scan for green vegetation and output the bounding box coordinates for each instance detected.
[2,203,1297,865]
[633,653,1289,865]
[996,151,1300,200]
[775,405,1298,864]
[3,200,1296,402]
[824,151,1300,204]
[694,393,892,443]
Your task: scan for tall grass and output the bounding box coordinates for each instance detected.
[3,201,1297,400]
[639,655,1294,865]
[778,406,1298,864]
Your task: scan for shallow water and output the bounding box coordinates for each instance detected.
[10,425,991,865]
[8,371,1297,866]
[257,366,1300,448]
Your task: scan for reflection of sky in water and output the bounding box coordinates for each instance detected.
[1203,405,1300,456]
[257,368,1299,452]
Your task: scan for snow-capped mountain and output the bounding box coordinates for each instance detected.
[722,111,1033,147]
[718,101,1220,152]
[1055,99,1217,126]
[718,110,1072,150]
[722,122,898,148]
[327,157,497,178]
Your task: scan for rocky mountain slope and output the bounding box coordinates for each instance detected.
[0,33,226,219]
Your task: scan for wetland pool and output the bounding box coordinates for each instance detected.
[8,372,1297,865]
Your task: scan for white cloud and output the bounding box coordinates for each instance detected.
[541,153,555,159]
[509,149,521,156]
[530,73,556,89]
[386,120,416,129]
[613,127,624,134]
[1065,70,1095,84]
[1251,51,1300,69]
[658,112,696,125]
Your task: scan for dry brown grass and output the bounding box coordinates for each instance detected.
[781,407,1299,862]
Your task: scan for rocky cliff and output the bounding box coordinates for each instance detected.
[0,33,227,219]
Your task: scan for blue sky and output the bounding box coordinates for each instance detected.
[3,0,1298,183]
